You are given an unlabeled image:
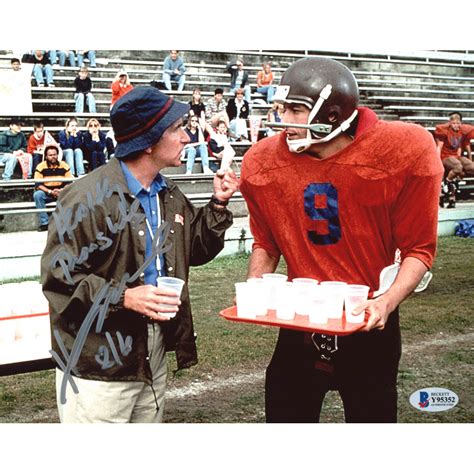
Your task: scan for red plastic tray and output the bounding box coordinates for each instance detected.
[219,306,366,336]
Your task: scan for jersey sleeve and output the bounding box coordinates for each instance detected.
[240,148,281,260]
[391,128,443,269]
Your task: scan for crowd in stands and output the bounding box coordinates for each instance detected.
[1,49,474,236]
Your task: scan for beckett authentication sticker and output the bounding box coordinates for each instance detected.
[410,387,459,412]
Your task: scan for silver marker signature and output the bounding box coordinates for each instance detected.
[51,220,172,405]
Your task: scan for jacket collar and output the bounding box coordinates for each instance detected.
[108,156,178,196]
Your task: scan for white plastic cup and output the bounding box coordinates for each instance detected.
[345,284,370,323]
[320,281,347,319]
[246,278,267,316]
[157,276,185,318]
[292,278,319,316]
[262,273,288,311]
[235,282,256,318]
[308,285,329,325]
[275,282,295,320]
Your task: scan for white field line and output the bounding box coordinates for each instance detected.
[166,331,474,400]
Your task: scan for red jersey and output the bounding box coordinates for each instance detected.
[240,108,443,292]
[434,123,474,160]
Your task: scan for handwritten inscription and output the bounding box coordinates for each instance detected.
[51,220,172,405]
[48,176,173,405]
[51,177,143,285]
[95,331,133,370]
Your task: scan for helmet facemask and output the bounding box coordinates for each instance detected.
[268,57,360,154]
[273,83,359,153]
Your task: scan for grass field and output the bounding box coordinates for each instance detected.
[0,236,472,423]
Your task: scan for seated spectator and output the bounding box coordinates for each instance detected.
[111,70,134,107]
[33,143,73,232]
[189,88,207,130]
[183,115,213,175]
[58,118,85,177]
[435,111,474,208]
[48,50,76,67]
[226,88,250,142]
[27,121,46,175]
[22,50,55,87]
[77,50,97,68]
[83,118,107,171]
[208,120,235,172]
[162,50,186,92]
[265,102,284,137]
[0,118,30,180]
[226,58,251,102]
[105,129,116,160]
[256,62,275,103]
[74,66,97,114]
[205,88,230,128]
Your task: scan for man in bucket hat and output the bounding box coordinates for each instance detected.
[41,86,239,423]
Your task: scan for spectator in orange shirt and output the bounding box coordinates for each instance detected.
[256,62,275,103]
[28,121,46,174]
[111,70,134,107]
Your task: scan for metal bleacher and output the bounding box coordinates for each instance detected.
[1,48,474,235]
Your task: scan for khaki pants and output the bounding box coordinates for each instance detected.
[56,323,167,423]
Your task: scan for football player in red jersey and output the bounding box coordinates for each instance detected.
[434,112,474,208]
[239,57,443,423]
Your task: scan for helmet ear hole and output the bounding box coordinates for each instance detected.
[327,105,341,123]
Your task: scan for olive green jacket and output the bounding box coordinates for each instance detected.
[41,157,232,383]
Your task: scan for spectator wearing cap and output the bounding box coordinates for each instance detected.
[0,118,28,180]
[226,58,251,103]
[111,69,134,106]
[41,86,239,423]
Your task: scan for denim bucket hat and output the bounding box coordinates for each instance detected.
[111,86,190,159]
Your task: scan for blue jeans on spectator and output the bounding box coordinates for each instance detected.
[256,85,275,103]
[230,85,251,103]
[75,92,97,113]
[30,153,43,177]
[33,64,54,86]
[33,190,55,226]
[163,73,185,92]
[77,51,96,68]
[0,153,17,180]
[185,144,209,173]
[63,148,85,176]
[49,50,75,67]
[88,151,106,170]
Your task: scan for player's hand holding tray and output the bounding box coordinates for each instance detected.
[220,276,368,336]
